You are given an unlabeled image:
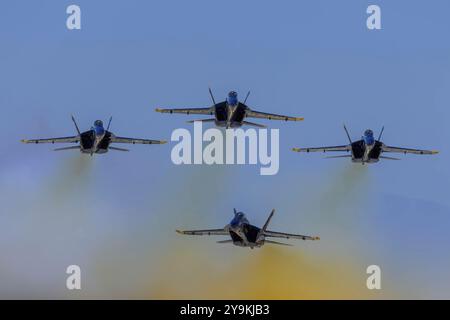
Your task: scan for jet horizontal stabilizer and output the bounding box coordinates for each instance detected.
[216,240,234,244]
[186,118,216,123]
[264,240,292,246]
[109,146,130,152]
[242,121,267,128]
[380,155,400,160]
[53,146,80,151]
[324,155,352,159]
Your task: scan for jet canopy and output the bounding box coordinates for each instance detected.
[94,120,104,127]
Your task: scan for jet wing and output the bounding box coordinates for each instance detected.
[292,145,351,153]
[382,146,438,155]
[176,229,228,236]
[21,136,79,144]
[155,107,214,115]
[264,230,320,241]
[110,137,167,144]
[246,109,304,121]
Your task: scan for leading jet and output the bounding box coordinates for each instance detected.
[292,125,438,164]
[155,88,304,128]
[176,208,320,249]
[21,116,167,155]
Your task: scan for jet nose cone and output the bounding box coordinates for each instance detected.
[94,126,105,137]
[363,135,375,145]
[227,93,238,106]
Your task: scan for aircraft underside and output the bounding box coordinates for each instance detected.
[351,157,380,164]
[80,134,111,154]
[80,148,108,154]
[351,140,383,163]
[229,225,262,247]
[215,120,243,128]
[213,103,246,128]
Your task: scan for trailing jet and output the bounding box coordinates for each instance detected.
[155,88,303,128]
[176,208,320,249]
[292,125,438,164]
[21,116,167,155]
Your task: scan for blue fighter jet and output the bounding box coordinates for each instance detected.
[177,208,319,249]
[292,125,438,164]
[22,116,166,155]
[156,88,303,128]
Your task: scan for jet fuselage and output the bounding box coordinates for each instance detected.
[226,212,264,248]
[79,120,112,154]
[350,129,382,164]
[213,91,248,128]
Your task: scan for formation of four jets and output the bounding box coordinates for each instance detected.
[21,89,438,248]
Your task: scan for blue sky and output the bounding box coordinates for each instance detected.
[0,0,449,298]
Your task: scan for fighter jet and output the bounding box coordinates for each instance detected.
[176,208,320,249]
[155,88,303,128]
[292,125,438,164]
[21,116,167,155]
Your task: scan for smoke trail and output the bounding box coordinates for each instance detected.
[146,243,401,299]
[137,164,400,299]
[25,154,95,226]
[85,162,397,299]
[86,164,237,298]
[302,163,370,221]
[0,154,95,298]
